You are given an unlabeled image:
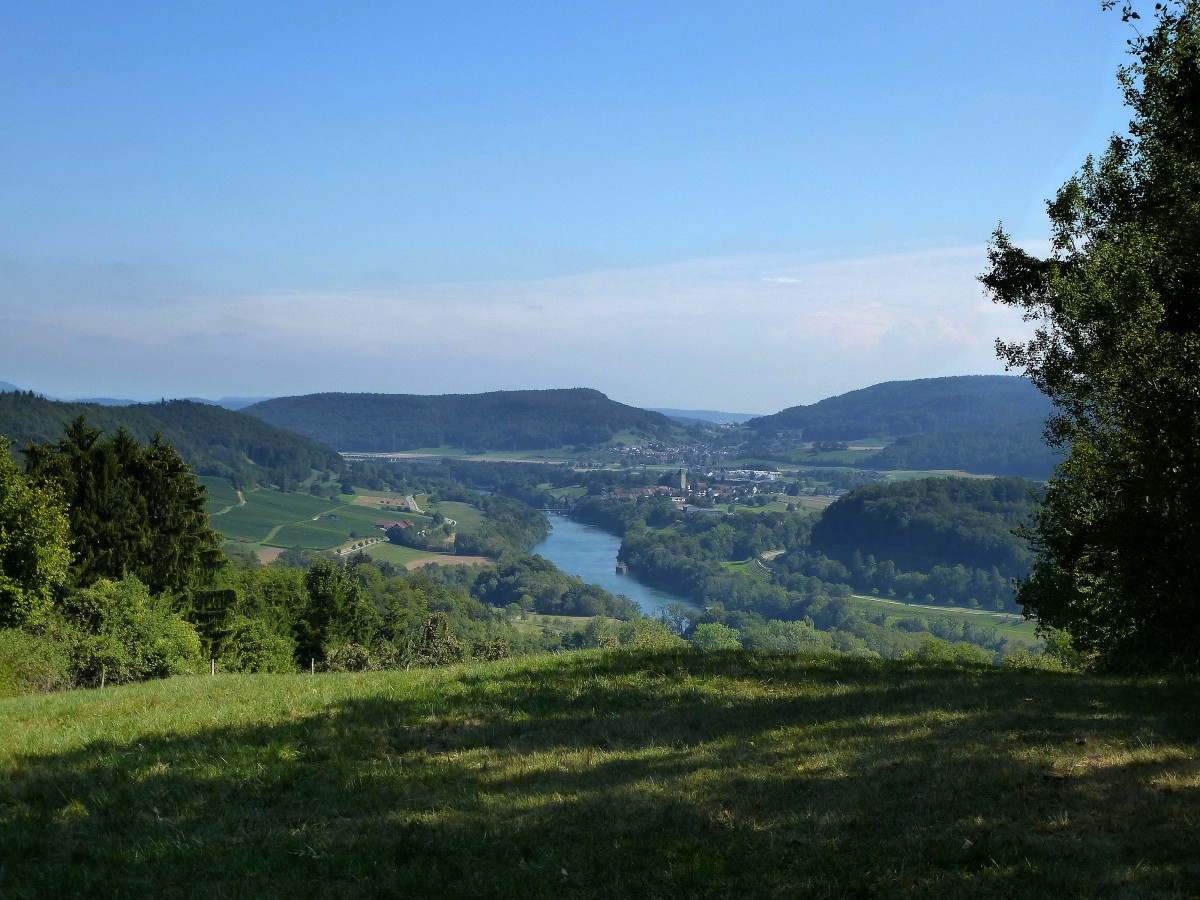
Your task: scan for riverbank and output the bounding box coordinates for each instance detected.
[532,512,697,617]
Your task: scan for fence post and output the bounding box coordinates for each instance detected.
[210,658,215,677]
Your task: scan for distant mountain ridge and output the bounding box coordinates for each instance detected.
[68,395,273,410]
[0,391,342,487]
[748,375,1052,441]
[0,382,272,411]
[651,408,761,425]
[243,388,681,452]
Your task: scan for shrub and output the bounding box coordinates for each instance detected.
[471,637,510,661]
[412,614,467,667]
[53,576,203,686]
[1001,648,1071,672]
[0,628,73,696]
[903,637,994,667]
[219,615,296,674]
[325,643,375,672]
[690,623,742,650]
[618,618,685,650]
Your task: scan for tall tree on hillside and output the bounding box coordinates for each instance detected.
[295,559,376,664]
[981,1,1200,669]
[24,419,223,600]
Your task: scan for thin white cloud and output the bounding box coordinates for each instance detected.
[0,245,1037,410]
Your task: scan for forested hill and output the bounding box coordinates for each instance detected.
[242,388,682,452]
[747,376,1052,441]
[0,391,342,487]
[808,477,1037,576]
[868,425,1065,479]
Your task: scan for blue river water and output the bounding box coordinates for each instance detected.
[532,512,697,617]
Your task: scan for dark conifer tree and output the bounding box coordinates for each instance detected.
[24,418,223,601]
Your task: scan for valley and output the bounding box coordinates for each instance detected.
[1,375,1055,663]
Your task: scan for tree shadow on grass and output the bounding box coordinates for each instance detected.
[2,651,1199,898]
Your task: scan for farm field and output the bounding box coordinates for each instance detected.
[205,480,439,552]
[346,447,578,462]
[197,475,241,513]
[209,488,337,543]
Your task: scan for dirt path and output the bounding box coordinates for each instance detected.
[850,594,1025,622]
[209,490,246,518]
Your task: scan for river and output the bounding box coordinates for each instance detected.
[532,512,697,617]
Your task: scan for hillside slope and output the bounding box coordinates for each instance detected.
[2,650,1198,898]
[243,388,681,452]
[748,375,1052,440]
[0,391,342,486]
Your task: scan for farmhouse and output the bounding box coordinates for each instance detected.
[375,520,414,531]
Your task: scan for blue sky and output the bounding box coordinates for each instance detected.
[1,2,1134,412]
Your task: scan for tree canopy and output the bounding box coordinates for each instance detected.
[981,1,1200,669]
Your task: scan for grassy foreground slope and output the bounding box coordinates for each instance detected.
[3,651,1199,898]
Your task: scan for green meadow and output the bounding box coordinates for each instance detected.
[2,650,1198,898]
[844,594,1040,649]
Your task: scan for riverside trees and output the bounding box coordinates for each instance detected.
[982,1,1200,669]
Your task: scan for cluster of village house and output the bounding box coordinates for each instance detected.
[598,467,791,512]
[606,441,740,468]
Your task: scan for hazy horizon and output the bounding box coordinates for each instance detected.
[2,3,1134,410]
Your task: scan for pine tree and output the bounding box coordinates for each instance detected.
[24,419,223,601]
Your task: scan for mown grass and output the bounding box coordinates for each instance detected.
[844,594,1040,649]
[436,500,484,532]
[2,651,1198,898]
[361,542,463,568]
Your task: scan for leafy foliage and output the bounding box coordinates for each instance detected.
[0,438,72,628]
[473,554,639,619]
[981,1,1200,670]
[49,576,204,687]
[0,628,73,697]
[294,559,377,664]
[218,614,297,674]
[453,494,550,557]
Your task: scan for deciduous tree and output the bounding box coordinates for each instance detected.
[0,439,72,627]
[981,1,1200,669]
